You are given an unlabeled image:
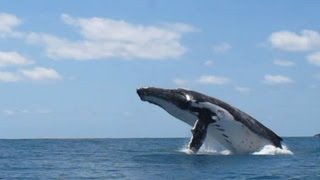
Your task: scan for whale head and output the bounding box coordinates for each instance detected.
[137,87,219,126]
[137,87,192,110]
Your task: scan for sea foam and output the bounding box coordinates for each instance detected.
[179,145,232,155]
[252,144,293,155]
[179,143,293,155]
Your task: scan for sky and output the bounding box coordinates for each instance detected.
[0,1,319,138]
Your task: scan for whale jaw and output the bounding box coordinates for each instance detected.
[137,87,191,110]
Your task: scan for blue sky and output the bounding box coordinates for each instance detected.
[0,1,319,138]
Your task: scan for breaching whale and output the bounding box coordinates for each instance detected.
[137,87,283,154]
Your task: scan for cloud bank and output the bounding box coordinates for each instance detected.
[22,14,196,60]
[269,30,320,52]
[269,29,320,67]
[0,12,198,83]
[0,50,61,83]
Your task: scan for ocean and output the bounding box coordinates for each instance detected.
[0,137,319,179]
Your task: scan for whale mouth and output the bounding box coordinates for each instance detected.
[137,87,192,110]
[137,87,185,100]
[137,87,167,101]
[137,87,149,101]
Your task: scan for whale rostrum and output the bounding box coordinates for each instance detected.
[137,87,283,154]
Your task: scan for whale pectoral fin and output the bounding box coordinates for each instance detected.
[188,119,209,154]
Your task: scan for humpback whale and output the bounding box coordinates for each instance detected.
[137,87,283,154]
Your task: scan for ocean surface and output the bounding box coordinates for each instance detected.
[0,137,319,179]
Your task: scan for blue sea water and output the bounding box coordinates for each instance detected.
[0,137,319,179]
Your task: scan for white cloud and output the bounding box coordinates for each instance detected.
[0,71,20,82]
[212,42,232,53]
[196,75,230,85]
[0,51,33,68]
[263,74,295,85]
[1,13,196,60]
[61,14,194,42]
[0,13,21,36]
[172,78,188,86]
[20,67,62,81]
[269,30,320,51]
[269,30,320,67]
[0,67,62,83]
[307,52,320,66]
[173,75,232,86]
[273,59,295,67]
[22,14,196,60]
[204,60,214,66]
[0,13,62,84]
[2,109,52,115]
[235,86,251,93]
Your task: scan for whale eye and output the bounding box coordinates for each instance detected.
[175,91,188,100]
[174,91,192,109]
[178,91,192,101]
[176,91,186,100]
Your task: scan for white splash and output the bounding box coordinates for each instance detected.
[179,142,232,155]
[253,144,293,155]
[179,143,293,155]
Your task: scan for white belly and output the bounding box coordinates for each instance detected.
[168,107,270,154]
[168,105,270,154]
[171,111,271,154]
[192,101,271,154]
[207,118,270,154]
[145,97,271,154]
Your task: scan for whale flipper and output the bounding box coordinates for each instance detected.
[188,119,209,153]
[188,109,217,153]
